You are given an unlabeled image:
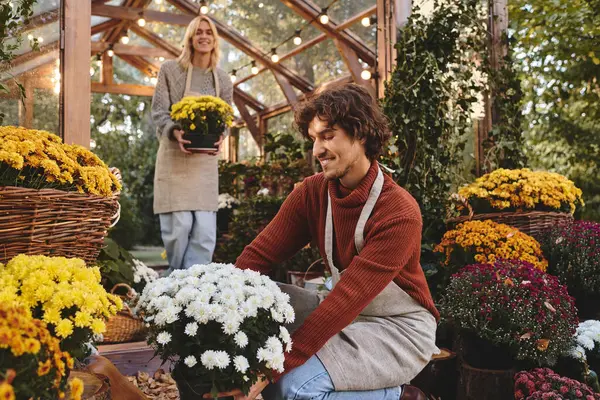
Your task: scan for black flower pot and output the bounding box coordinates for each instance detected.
[173,368,233,400]
[460,332,514,370]
[183,132,220,152]
[217,208,233,233]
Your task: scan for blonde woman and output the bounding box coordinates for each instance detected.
[151,16,233,273]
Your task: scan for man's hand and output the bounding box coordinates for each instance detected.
[172,129,192,154]
[201,377,269,400]
[206,135,224,156]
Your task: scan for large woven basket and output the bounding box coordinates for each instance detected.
[0,170,120,264]
[447,196,573,240]
[102,283,147,344]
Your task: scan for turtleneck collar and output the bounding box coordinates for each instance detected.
[328,161,379,208]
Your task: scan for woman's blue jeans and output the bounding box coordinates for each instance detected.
[261,355,402,400]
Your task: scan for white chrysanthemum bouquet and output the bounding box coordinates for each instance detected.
[566,320,600,362]
[136,263,295,398]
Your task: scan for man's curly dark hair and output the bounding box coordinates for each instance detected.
[294,83,392,161]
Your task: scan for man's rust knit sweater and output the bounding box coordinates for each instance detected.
[235,161,439,376]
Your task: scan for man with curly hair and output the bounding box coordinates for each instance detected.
[230,83,439,400]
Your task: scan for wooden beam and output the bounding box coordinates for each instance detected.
[17,9,59,35]
[376,0,397,98]
[233,89,265,112]
[7,41,58,69]
[92,82,155,96]
[92,4,192,26]
[336,5,377,31]
[273,72,298,106]
[101,52,113,85]
[234,5,376,87]
[280,0,375,66]
[233,95,261,146]
[62,0,91,147]
[129,25,181,56]
[91,42,175,59]
[91,19,121,35]
[103,0,150,44]
[333,38,375,97]
[119,54,159,76]
[22,77,34,128]
[166,0,313,92]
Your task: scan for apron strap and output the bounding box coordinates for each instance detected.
[354,167,384,253]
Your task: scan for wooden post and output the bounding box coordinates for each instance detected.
[476,0,508,176]
[61,0,91,147]
[376,0,397,98]
[23,78,34,128]
[101,52,114,85]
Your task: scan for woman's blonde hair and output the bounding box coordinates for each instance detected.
[177,16,221,70]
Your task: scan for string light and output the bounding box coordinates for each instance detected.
[360,69,372,80]
[137,17,146,27]
[258,2,263,8]
[27,34,33,41]
[150,76,158,85]
[319,8,329,24]
[293,30,302,46]
[37,36,44,43]
[96,54,102,67]
[230,69,237,83]
[251,61,259,75]
[90,66,95,76]
[121,35,130,44]
[271,48,279,63]
[361,16,376,27]
[144,76,150,82]
[200,0,209,14]
[155,0,162,4]
[107,49,114,57]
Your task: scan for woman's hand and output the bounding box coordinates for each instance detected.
[201,377,269,400]
[206,135,224,156]
[173,129,192,154]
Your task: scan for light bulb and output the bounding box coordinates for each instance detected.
[251,65,259,75]
[360,69,371,80]
[293,30,302,45]
[230,73,236,83]
[137,18,146,27]
[258,2,263,7]
[121,35,130,44]
[38,36,44,43]
[159,56,165,62]
[361,17,371,27]
[319,14,329,24]
[107,49,114,57]
[90,66,95,76]
[155,0,162,4]
[27,34,33,41]
[200,5,209,14]
[271,53,279,63]
[150,77,158,85]
[144,76,150,82]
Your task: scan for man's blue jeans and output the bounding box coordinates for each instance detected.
[262,355,402,400]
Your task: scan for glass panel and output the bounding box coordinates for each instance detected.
[113,56,150,85]
[210,0,323,58]
[127,30,166,48]
[237,127,261,161]
[267,111,295,135]
[282,39,349,86]
[0,0,60,132]
[33,88,59,133]
[237,71,286,107]
[347,22,376,50]
[327,0,376,25]
[142,22,186,48]
[146,0,187,14]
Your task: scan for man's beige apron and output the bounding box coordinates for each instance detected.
[153,67,220,214]
[281,166,438,391]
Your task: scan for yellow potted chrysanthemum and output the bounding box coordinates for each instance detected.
[170,95,234,152]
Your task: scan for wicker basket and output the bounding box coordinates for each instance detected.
[0,169,120,264]
[102,283,147,344]
[447,196,573,240]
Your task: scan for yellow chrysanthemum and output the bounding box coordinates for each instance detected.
[68,378,84,400]
[0,382,15,400]
[435,219,548,272]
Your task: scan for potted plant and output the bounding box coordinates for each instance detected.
[0,254,123,360]
[540,220,600,319]
[136,263,295,399]
[434,219,547,287]
[441,259,578,369]
[559,320,600,392]
[514,368,600,399]
[0,303,84,400]
[448,168,583,240]
[170,95,234,152]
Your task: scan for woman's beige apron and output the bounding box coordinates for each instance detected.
[153,67,220,214]
[281,166,439,391]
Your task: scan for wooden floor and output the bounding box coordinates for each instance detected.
[98,341,171,376]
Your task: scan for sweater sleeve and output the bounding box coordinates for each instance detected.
[151,64,180,139]
[278,216,423,378]
[235,183,312,274]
